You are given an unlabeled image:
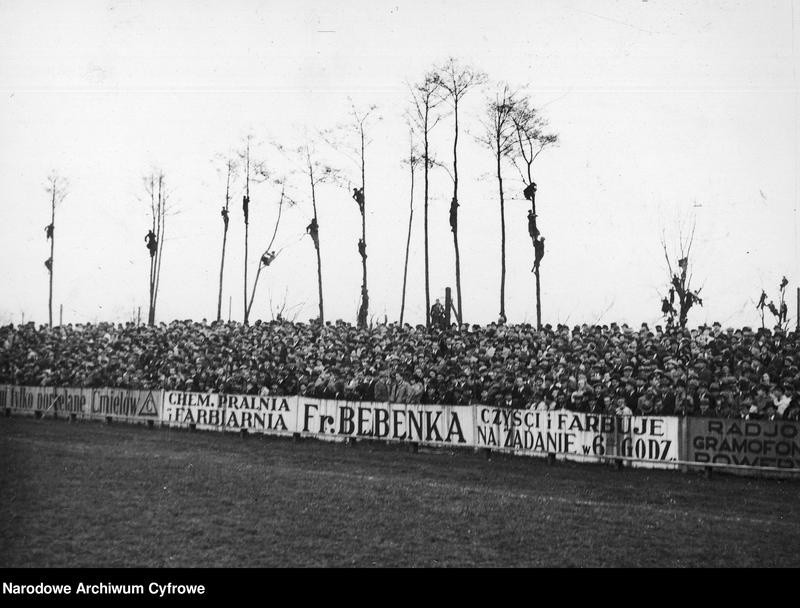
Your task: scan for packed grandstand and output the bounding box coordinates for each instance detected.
[1,320,798,420]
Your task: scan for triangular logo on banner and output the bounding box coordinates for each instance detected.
[138,391,159,417]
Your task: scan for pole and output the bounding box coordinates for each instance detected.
[796,287,799,331]
[59,304,62,326]
[137,307,141,326]
[228,296,232,323]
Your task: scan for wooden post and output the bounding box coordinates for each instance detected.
[228,296,232,322]
[59,304,63,326]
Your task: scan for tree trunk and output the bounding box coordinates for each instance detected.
[151,176,165,325]
[400,152,414,326]
[48,192,55,328]
[243,142,250,325]
[497,148,506,320]
[451,101,463,326]
[530,179,541,330]
[315,235,324,323]
[423,106,431,329]
[217,223,228,322]
[311,179,324,324]
[216,169,231,322]
[357,127,369,329]
[535,266,541,330]
[243,221,249,324]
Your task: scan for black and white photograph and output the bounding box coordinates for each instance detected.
[1,0,799,579]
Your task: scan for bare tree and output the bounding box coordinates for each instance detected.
[433,58,487,327]
[408,73,444,328]
[143,170,169,326]
[478,83,518,321]
[304,145,327,324]
[243,180,295,322]
[44,173,68,328]
[215,155,237,322]
[660,223,703,329]
[238,135,269,325]
[760,276,790,331]
[510,96,559,330]
[273,136,341,325]
[400,128,421,326]
[348,104,379,329]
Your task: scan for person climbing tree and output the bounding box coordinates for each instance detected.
[145,230,158,258]
[352,187,364,214]
[527,209,539,241]
[533,236,545,271]
[523,181,537,201]
[260,251,277,267]
[306,217,319,249]
[449,197,459,233]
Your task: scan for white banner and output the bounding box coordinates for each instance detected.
[218,393,297,435]
[7,386,32,414]
[163,391,296,434]
[51,387,91,418]
[297,398,474,447]
[163,391,222,430]
[16,386,57,416]
[474,408,678,467]
[90,387,162,423]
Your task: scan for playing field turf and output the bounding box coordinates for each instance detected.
[1,416,799,567]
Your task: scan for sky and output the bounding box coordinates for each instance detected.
[0,0,798,329]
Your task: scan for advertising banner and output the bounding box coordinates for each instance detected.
[90,387,162,423]
[16,386,57,416]
[51,387,91,418]
[7,386,31,413]
[298,398,474,447]
[163,391,221,430]
[217,393,298,435]
[687,417,800,469]
[474,408,678,466]
[162,391,296,434]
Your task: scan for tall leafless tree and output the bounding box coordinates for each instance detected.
[510,97,558,330]
[408,73,443,328]
[238,135,269,325]
[348,104,378,329]
[660,222,703,329]
[300,141,339,324]
[244,180,294,322]
[434,58,486,327]
[44,173,68,328]
[143,170,169,326]
[215,155,237,322]
[400,129,421,326]
[478,83,518,321]
[273,136,341,325]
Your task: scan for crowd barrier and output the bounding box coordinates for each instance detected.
[1,384,799,478]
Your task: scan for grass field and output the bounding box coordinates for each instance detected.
[1,416,799,567]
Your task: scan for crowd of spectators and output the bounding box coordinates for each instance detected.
[1,319,799,420]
